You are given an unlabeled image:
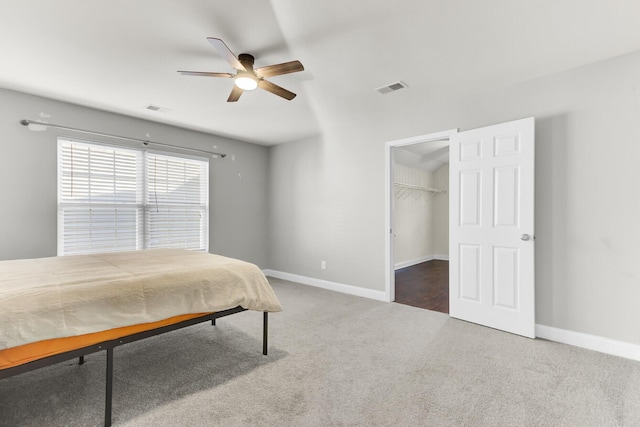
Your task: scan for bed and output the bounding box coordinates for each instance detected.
[0,249,282,426]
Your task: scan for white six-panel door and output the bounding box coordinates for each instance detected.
[449,117,535,338]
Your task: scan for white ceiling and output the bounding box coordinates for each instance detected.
[2,0,640,146]
[394,140,449,173]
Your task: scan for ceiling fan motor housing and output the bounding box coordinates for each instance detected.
[238,53,255,71]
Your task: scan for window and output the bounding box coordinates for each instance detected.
[58,139,209,255]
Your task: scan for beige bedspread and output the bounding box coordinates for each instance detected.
[0,249,282,350]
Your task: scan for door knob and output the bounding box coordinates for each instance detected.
[521,234,532,241]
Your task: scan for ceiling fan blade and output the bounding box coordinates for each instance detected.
[258,79,296,100]
[207,37,244,71]
[255,60,304,78]
[178,71,234,78]
[227,85,244,102]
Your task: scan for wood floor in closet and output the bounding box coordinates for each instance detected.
[394,260,449,314]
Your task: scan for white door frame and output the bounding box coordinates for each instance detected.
[384,129,458,302]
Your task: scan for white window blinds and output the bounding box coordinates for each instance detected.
[145,152,209,250]
[58,139,209,255]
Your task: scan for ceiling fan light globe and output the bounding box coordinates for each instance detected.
[235,76,258,91]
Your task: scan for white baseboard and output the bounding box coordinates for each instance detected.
[263,269,387,302]
[536,324,640,362]
[264,269,640,362]
[395,256,433,270]
[394,254,449,270]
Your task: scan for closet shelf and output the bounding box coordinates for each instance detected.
[394,182,445,193]
[393,182,446,200]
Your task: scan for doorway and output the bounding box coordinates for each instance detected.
[385,118,535,338]
[387,134,453,313]
[384,129,456,305]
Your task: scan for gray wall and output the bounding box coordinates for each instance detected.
[269,50,640,346]
[0,88,270,267]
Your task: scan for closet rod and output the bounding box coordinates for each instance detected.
[20,119,227,158]
[394,182,446,193]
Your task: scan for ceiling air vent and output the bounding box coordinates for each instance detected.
[375,81,408,94]
[144,104,172,113]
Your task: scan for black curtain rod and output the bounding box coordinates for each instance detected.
[20,119,227,158]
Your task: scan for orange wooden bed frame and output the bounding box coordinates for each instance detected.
[0,307,268,426]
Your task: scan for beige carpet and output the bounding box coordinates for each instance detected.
[1,278,639,426]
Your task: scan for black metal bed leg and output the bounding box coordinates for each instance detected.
[105,348,113,427]
[263,312,268,355]
[78,356,85,365]
[211,318,216,326]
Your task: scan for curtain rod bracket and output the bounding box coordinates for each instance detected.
[20,119,227,159]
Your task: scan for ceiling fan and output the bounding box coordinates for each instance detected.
[178,37,304,102]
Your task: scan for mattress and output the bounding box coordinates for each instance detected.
[0,249,282,354]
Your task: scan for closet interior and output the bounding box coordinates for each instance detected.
[392,142,449,313]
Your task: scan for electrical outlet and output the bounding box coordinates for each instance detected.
[321,260,326,269]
